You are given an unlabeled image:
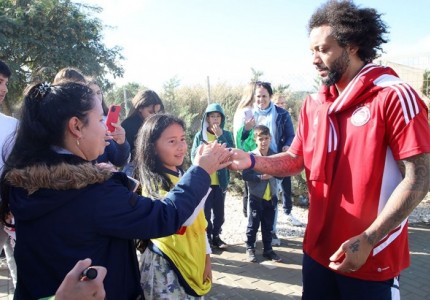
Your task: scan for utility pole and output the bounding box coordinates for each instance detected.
[207,76,211,104]
[123,87,128,116]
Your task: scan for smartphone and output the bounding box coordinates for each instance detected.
[105,105,121,132]
[244,110,253,121]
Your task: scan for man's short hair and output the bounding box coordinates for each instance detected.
[253,125,271,139]
[0,60,11,78]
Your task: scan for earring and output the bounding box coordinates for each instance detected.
[76,139,80,146]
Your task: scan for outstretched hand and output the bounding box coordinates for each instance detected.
[227,148,252,171]
[194,141,232,174]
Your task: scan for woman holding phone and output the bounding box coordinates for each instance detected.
[233,82,257,217]
[53,69,131,168]
[87,78,130,168]
[238,81,299,245]
[233,82,257,148]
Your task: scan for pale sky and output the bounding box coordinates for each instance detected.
[79,0,430,91]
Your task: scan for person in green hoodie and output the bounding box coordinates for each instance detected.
[191,103,234,250]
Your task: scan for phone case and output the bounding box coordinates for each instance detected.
[106,105,121,132]
[245,110,253,121]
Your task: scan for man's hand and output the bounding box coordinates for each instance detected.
[328,233,373,273]
[228,149,252,171]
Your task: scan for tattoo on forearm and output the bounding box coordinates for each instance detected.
[256,153,304,177]
[364,232,377,247]
[392,154,429,221]
[371,153,430,244]
[349,239,360,253]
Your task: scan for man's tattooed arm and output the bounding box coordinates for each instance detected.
[253,151,305,178]
[364,153,430,247]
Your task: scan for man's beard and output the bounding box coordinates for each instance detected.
[321,49,350,86]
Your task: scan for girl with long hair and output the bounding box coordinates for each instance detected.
[135,114,212,299]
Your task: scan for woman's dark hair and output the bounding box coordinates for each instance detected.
[4,82,94,169]
[127,89,164,118]
[134,114,185,198]
[307,0,388,62]
[255,81,273,97]
[0,81,95,224]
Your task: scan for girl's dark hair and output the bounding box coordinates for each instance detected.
[307,0,388,62]
[127,89,164,118]
[134,114,185,198]
[0,81,94,224]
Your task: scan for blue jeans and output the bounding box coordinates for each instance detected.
[302,253,400,300]
[204,185,226,238]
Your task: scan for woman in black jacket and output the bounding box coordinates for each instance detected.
[0,81,231,299]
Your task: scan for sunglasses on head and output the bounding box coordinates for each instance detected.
[255,81,271,87]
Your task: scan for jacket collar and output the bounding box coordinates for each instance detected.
[5,162,113,194]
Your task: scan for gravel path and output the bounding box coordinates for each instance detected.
[220,193,430,246]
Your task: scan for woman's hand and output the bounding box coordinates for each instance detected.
[107,122,126,145]
[244,118,255,131]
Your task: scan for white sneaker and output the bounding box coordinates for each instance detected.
[0,258,8,270]
[271,232,281,246]
[286,213,303,226]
